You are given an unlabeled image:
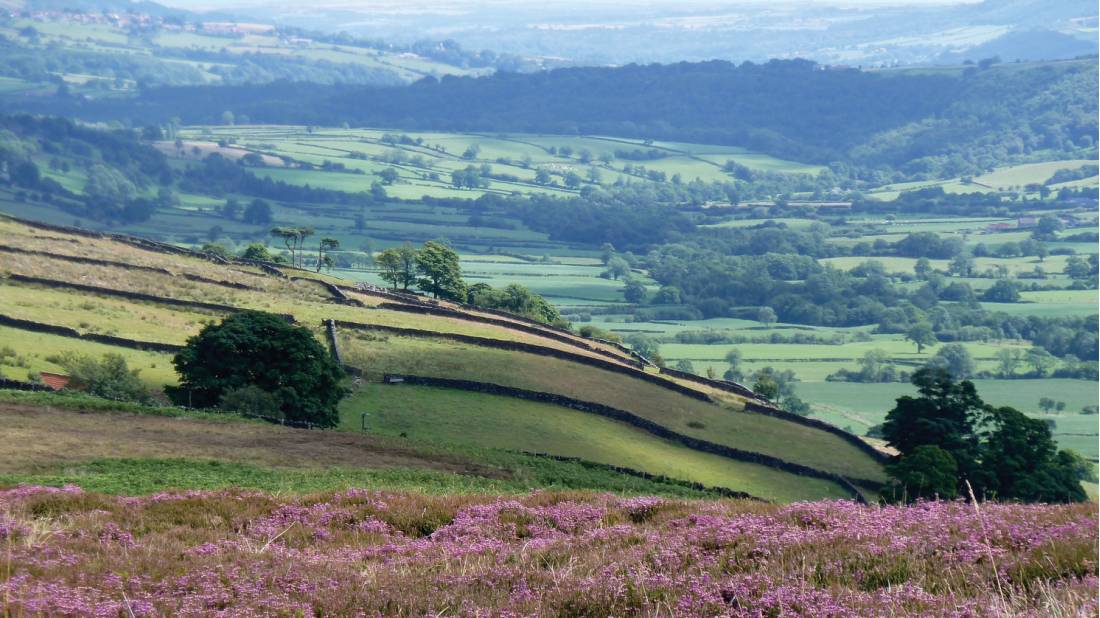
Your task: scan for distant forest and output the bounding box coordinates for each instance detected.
[10,58,1096,179]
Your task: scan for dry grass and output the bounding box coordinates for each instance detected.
[0,280,219,343]
[0,218,273,288]
[0,403,502,478]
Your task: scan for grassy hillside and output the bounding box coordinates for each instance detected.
[0,391,726,498]
[0,215,887,501]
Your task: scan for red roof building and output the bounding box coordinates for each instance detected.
[39,372,71,391]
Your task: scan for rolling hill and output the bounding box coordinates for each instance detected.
[0,214,888,502]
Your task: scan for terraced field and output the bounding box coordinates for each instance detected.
[0,215,887,502]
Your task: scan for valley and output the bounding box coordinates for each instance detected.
[0,2,1095,612]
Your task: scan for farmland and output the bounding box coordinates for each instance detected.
[177,125,819,201]
[1,122,1095,474]
[0,215,885,503]
[0,6,1096,613]
[0,12,487,99]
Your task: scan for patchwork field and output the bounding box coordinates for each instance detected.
[178,125,820,201]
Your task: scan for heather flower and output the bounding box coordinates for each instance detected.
[0,487,1094,616]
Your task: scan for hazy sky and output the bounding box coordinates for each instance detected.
[157,0,978,11]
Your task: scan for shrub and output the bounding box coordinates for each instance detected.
[54,352,151,404]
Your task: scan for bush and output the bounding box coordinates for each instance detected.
[53,352,151,404]
[169,311,347,427]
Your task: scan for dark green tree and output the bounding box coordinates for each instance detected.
[927,343,975,380]
[887,445,959,501]
[905,322,937,354]
[416,240,466,300]
[243,198,273,225]
[169,311,347,428]
[316,238,340,272]
[982,406,1086,503]
[376,244,418,291]
[239,243,273,262]
[881,368,986,489]
[623,280,647,304]
[981,279,1021,303]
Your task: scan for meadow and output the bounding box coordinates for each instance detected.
[338,332,886,484]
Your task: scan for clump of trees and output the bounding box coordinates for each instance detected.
[168,311,347,428]
[50,352,151,404]
[882,368,1087,503]
[375,240,563,325]
[750,367,810,415]
[467,282,563,326]
[376,240,465,301]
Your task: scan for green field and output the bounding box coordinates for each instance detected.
[866,159,1099,200]
[338,332,885,483]
[0,326,177,387]
[182,125,819,202]
[797,380,1099,461]
[340,385,849,502]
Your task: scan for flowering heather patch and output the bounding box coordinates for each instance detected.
[1,485,1096,616]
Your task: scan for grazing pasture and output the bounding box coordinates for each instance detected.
[342,385,848,502]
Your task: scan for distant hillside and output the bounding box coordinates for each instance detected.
[938,29,1098,64]
[0,3,533,97]
[14,57,1096,179]
[218,0,1097,67]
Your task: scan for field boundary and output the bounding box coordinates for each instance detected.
[0,314,183,353]
[4,274,295,321]
[376,302,642,367]
[515,451,763,501]
[348,282,638,362]
[658,366,890,463]
[333,319,712,402]
[0,378,52,392]
[383,374,876,500]
[1,246,264,291]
